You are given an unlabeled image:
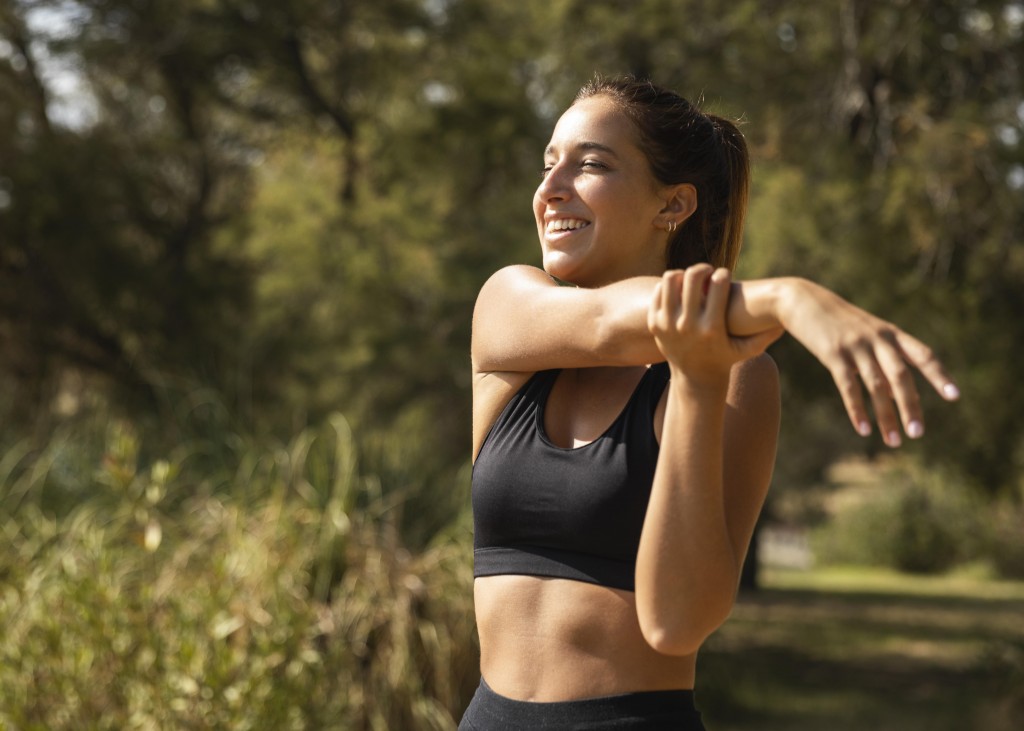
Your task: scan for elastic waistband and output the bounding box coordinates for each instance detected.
[460,677,704,730]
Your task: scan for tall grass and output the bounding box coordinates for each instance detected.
[0,414,477,730]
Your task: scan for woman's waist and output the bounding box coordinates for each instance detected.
[474,575,696,702]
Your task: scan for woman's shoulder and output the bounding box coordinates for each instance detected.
[476,265,555,307]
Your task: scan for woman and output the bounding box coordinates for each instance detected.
[461,76,958,730]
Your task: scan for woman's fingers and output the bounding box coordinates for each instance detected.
[829,326,957,447]
[874,334,924,441]
[649,270,683,335]
[829,357,874,438]
[702,268,732,324]
[681,264,713,324]
[850,347,904,447]
[650,267,757,382]
[662,270,683,327]
[650,265,727,332]
[894,329,961,402]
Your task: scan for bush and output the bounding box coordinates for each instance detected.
[0,415,477,730]
[887,481,962,573]
[813,462,982,574]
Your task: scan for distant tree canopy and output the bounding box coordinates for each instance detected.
[1,0,1022,497]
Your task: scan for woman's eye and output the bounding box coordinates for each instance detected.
[540,160,606,178]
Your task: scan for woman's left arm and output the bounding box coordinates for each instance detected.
[635,266,782,656]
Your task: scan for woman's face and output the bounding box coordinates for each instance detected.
[534,95,671,287]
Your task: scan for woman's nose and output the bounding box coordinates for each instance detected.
[536,163,571,203]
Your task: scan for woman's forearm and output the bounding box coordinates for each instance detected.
[634,381,738,656]
[608,276,798,350]
[598,275,794,365]
[725,277,802,336]
[635,268,781,657]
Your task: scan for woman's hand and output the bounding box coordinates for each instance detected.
[775,277,960,447]
[649,266,784,391]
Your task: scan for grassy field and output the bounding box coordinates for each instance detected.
[696,566,1024,731]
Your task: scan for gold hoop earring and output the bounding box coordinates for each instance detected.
[667,221,677,233]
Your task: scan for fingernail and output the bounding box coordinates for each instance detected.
[907,420,924,439]
[857,421,872,437]
[942,383,960,401]
[887,430,902,448]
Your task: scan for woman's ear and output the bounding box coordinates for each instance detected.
[658,183,698,230]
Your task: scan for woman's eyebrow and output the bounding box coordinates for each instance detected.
[544,141,620,158]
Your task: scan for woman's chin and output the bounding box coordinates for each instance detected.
[542,253,583,284]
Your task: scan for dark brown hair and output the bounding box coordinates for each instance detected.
[575,76,750,270]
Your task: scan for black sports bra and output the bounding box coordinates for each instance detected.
[471,364,670,591]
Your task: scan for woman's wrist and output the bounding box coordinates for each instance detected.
[666,368,731,404]
[727,277,798,335]
[766,276,809,331]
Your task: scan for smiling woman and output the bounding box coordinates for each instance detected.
[461,76,959,730]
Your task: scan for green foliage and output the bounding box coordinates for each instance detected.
[0,417,476,730]
[809,459,1024,581]
[813,462,985,574]
[988,498,1024,580]
[887,482,967,574]
[2,0,1023,495]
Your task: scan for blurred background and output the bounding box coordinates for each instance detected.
[1,0,1022,729]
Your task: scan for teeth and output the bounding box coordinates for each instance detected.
[547,218,588,232]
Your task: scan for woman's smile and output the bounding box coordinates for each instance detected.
[543,216,592,242]
[546,217,590,234]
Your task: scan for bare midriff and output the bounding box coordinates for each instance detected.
[474,574,697,702]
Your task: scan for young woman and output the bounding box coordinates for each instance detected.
[461,76,958,730]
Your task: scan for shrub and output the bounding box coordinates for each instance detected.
[0,414,477,730]
[887,481,962,574]
[813,461,982,574]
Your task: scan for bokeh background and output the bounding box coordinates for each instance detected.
[1,0,1023,729]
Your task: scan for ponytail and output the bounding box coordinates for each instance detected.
[703,114,750,271]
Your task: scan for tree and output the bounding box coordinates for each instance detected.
[1,0,1021,529]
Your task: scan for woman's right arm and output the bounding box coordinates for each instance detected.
[471,265,959,443]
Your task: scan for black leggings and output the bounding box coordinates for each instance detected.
[458,677,706,730]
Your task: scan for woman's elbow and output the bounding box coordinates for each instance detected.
[592,310,632,365]
[640,622,707,657]
[638,605,731,657]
